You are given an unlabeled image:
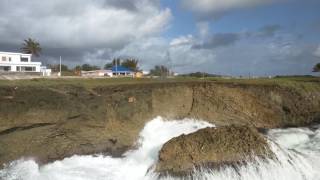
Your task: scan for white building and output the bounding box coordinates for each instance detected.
[0,51,43,73]
[81,70,113,77]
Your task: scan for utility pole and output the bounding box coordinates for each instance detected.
[115,59,118,76]
[59,56,62,77]
[166,50,172,77]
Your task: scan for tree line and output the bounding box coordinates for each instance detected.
[104,58,139,72]
[313,63,320,72]
[47,58,140,73]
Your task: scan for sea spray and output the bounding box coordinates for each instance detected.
[0,117,213,180]
[1,117,320,180]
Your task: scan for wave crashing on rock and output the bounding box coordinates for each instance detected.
[155,125,274,176]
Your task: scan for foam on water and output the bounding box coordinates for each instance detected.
[1,117,320,180]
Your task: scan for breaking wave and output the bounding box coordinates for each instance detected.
[1,117,320,180]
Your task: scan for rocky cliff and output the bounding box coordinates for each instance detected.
[0,80,319,167]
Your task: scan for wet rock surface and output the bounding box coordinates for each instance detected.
[155,125,274,176]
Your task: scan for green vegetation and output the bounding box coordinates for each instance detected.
[21,38,42,57]
[149,65,170,77]
[0,76,318,90]
[313,63,320,72]
[48,64,70,72]
[112,58,121,67]
[80,64,100,71]
[0,78,181,88]
[180,72,222,78]
[46,64,101,76]
[104,63,113,70]
[121,59,139,72]
[47,64,78,76]
[104,58,140,72]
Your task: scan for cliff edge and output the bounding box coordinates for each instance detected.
[0,79,319,167]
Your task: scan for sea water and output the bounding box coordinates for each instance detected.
[1,117,319,180]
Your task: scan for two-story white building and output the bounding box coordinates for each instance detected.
[0,51,43,73]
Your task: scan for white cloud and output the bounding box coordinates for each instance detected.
[0,0,171,50]
[0,0,316,76]
[138,8,172,36]
[314,45,320,57]
[113,36,217,72]
[113,29,318,76]
[197,22,210,38]
[170,35,194,46]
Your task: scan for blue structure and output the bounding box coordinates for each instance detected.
[112,66,133,76]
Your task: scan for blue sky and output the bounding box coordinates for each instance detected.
[161,0,197,38]
[156,0,320,75]
[163,0,320,38]
[0,0,320,76]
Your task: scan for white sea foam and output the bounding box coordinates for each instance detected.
[1,117,320,180]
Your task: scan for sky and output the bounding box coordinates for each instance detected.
[0,0,320,76]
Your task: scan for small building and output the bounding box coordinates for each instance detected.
[0,51,50,75]
[134,71,143,78]
[142,70,150,75]
[112,66,134,76]
[81,70,112,77]
[40,66,52,76]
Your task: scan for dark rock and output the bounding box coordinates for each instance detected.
[155,125,274,176]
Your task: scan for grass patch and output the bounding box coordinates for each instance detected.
[0,76,319,90]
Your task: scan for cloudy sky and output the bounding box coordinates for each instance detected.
[0,0,320,76]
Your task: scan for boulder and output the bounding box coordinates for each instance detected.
[155,125,274,176]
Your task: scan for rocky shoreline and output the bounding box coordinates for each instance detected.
[0,80,320,167]
[155,125,274,176]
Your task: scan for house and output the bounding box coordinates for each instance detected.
[112,66,134,76]
[80,66,134,78]
[81,70,112,77]
[0,51,50,75]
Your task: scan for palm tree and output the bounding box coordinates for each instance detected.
[21,38,42,57]
[121,58,139,72]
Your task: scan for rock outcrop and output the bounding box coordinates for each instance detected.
[155,125,274,176]
[0,80,319,167]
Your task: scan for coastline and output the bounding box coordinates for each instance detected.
[0,77,319,167]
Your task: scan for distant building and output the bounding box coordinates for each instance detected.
[142,70,150,75]
[81,66,136,78]
[40,66,52,76]
[134,71,143,78]
[0,51,50,75]
[81,70,112,77]
[112,66,134,76]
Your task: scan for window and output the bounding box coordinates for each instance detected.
[21,66,36,72]
[9,57,12,62]
[16,66,20,71]
[21,57,28,62]
[0,66,11,71]
[2,56,6,61]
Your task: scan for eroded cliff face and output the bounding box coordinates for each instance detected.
[0,81,319,167]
